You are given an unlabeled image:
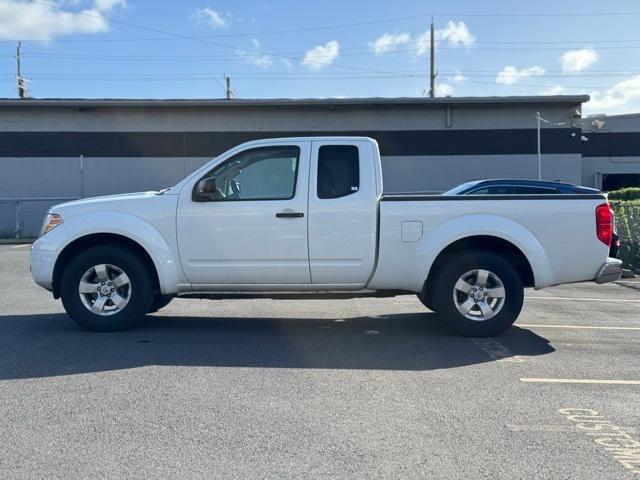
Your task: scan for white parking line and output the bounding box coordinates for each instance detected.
[521,378,640,385]
[518,324,640,331]
[525,296,640,304]
[12,244,30,249]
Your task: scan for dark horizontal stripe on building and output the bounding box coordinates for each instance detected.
[582,132,640,157]
[0,129,581,157]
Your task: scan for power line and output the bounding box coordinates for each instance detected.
[4,7,640,46]
[8,73,639,90]
[8,69,640,79]
[26,0,419,78]
[17,41,640,63]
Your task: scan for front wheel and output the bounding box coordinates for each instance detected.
[60,245,154,331]
[148,294,173,313]
[432,250,524,337]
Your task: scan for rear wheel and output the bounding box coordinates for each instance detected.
[432,250,524,337]
[60,245,153,331]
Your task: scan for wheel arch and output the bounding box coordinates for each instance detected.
[425,235,535,291]
[409,213,555,293]
[52,233,160,299]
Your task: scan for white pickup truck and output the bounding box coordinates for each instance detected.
[31,137,621,336]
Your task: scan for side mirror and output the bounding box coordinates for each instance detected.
[194,177,217,202]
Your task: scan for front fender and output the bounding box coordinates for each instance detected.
[58,212,181,295]
[412,214,554,290]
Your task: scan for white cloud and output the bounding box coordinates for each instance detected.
[372,21,475,57]
[415,33,430,56]
[0,0,126,41]
[451,73,466,83]
[437,21,475,46]
[302,40,340,71]
[237,39,273,68]
[435,83,455,96]
[587,74,640,114]
[496,65,545,85]
[192,6,227,28]
[247,53,273,68]
[415,21,475,56]
[370,32,410,54]
[540,85,566,95]
[560,47,598,74]
[93,0,126,11]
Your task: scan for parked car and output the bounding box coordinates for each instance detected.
[442,178,600,196]
[443,179,620,258]
[31,137,621,337]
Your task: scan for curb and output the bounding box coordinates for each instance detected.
[0,239,35,245]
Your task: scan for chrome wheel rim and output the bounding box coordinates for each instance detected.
[453,269,506,321]
[78,264,132,316]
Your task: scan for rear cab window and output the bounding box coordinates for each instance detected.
[317,145,360,199]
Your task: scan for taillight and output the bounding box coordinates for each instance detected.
[595,203,612,247]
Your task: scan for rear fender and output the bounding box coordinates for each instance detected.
[413,214,554,290]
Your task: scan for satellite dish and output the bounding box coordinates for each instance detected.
[592,119,606,130]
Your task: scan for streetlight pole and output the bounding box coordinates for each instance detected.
[536,112,541,180]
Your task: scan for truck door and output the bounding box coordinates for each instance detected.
[308,140,379,286]
[176,141,311,286]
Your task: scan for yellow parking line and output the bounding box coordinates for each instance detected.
[521,378,640,385]
[518,324,640,331]
[525,296,640,303]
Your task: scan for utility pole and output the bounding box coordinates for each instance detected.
[16,41,27,100]
[224,75,233,100]
[428,18,436,98]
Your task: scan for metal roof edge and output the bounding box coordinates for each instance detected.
[0,95,590,108]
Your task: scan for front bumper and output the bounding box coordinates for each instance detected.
[595,258,623,284]
[30,224,68,292]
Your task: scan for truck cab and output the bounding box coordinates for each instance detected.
[175,137,380,289]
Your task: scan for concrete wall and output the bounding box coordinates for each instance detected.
[0,98,587,237]
[582,113,640,189]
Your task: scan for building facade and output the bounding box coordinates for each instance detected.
[1,95,637,237]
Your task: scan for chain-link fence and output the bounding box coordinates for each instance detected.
[0,155,210,239]
[0,198,79,239]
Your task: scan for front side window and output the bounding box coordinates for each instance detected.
[317,145,360,199]
[194,146,300,202]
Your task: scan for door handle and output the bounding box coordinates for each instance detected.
[276,211,304,218]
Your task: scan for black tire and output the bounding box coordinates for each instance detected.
[432,250,524,337]
[417,289,435,311]
[60,245,153,331]
[148,294,173,313]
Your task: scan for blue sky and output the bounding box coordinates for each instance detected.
[1,0,640,114]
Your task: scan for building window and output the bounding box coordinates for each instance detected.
[602,174,640,191]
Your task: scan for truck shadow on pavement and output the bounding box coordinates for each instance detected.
[0,312,554,380]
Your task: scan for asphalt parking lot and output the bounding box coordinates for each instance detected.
[1,244,640,479]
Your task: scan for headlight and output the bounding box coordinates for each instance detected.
[40,213,63,236]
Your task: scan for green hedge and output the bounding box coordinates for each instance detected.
[610,200,640,273]
[607,188,640,201]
